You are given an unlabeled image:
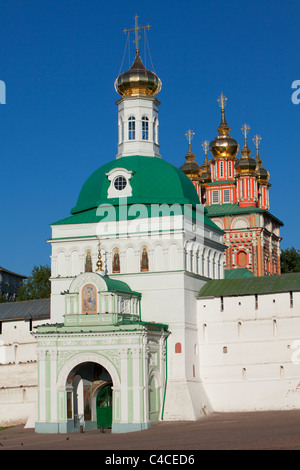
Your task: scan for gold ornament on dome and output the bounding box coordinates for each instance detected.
[217,91,227,110]
[180,129,201,179]
[236,123,257,174]
[209,92,239,160]
[96,239,104,272]
[115,15,162,97]
[253,134,262,150]
[252,134,270,183]
[185,129,195,145]
[200,139,211,183]
[241,123,250,139]
[202,140,210,156]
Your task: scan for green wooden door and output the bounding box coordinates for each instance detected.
[96,384,112,429]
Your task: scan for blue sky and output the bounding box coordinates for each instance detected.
[0,0,299,276]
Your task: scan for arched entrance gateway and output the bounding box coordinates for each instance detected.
[34,272,169,434]
[66,362,113,431]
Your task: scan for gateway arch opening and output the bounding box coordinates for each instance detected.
[66,361,113,431]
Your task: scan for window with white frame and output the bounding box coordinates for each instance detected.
[228,161,232,177]
[212,190,219,203]
[223,189,230,203]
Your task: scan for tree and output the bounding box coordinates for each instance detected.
[281,247,300,274]
[17,265,51,301]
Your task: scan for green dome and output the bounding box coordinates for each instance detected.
[71,155,200,215]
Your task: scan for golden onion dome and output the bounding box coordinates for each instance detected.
[235,124,257,174]
[199,140,211,183]
[180,144,202,179]
[253,134,270,183]
[209,108,239,159]
[115,51,162,97]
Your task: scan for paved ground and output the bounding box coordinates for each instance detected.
[1,410,300,451]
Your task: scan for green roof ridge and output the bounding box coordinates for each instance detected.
[198,273,300,298]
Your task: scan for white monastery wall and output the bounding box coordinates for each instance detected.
[197,291,300,412]
[0,317,45,426]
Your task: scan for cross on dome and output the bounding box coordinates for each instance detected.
[241,123,250,139]
[217,92,227,110]
[253,134,262,150]
[123,14,151,54]
[185,129,195,145]
[202,140,210,156]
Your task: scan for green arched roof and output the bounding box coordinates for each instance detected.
[71,155,200,215]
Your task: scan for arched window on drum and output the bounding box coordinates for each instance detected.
[142,116,149,140]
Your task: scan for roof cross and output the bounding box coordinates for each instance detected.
[217,91,227,110]
[252,134,262,150]
[202,140,210,156]
[185,129,195,145]
[123,14,151,54]
[241,123,250,139]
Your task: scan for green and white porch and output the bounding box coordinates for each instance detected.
[34,272,169,433]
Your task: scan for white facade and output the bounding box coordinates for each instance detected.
[47,210,224,423]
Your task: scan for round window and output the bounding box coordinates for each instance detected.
[114,176,127,191]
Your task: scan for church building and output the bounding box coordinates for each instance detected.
[33,17,225,434]
[1,17,300,434]
[180,93,283,277]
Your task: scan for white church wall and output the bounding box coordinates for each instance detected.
[197,291,300,412]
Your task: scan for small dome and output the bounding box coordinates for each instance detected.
[254,149,270,183]
[209,109,239,159]
[235,156,257,172]
[256,165,269,182]
[235,139,257,173]
[115,52,162,97]
[180,145,201,179]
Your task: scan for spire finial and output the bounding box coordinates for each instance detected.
[184,129,196,161]
[241,123,251,158]
[202,139,209,157]
[217,91,227,110]
[241,123,250,140]
[201,139,210,171]
[253,134,262,166]
[217,92,230,135]
[185,129,195,145]
[96,238,104,272]
[253,134,262,151]
[123,14,151,54]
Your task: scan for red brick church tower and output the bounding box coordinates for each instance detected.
[180,93,282,276]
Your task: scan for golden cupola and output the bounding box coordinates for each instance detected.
[115,51,162,97]
[253,134,270,184]
[180,130,202,179]
[199,140,211,183]
[235,124,257,174]
[209,92,239,160]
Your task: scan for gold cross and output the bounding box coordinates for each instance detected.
[185,129,195,144]
[123,14,151,53]
[202,140,210,155]
[241,123,250,139]
[96,238,104,272]
[217,91,227,110]
[252,134,262,150]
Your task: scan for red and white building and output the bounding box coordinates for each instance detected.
[180,93,282,277]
